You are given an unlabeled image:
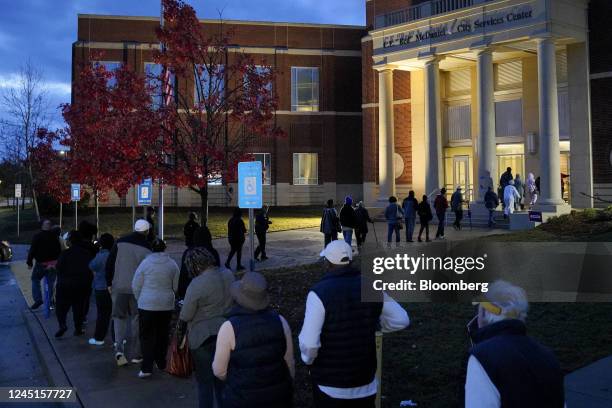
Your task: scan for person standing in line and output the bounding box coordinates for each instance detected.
[179,247,235,408]
[434,188,449,240]
[254,206,272,261]
[225,208,247,271]
[354,201,373,248]
[402,191,419,243]
[484,187,500,228]
[299,240,409,407]
[146,207,156,243]
[184,212,200,248]
[320,199,340,248]
[105,219,152,367]
[88,233,114,346]
[132,239,179,379]
[451,186,464,231]
[503,180,521,218]
[178,225,221,300]
[27,219,62,310]
[514,175,525,211]
[526,173,538,208]
[77,220,99,326]
[213,272,295,408]
[339,196,357,246]
[384,196,403,244]
[54,230,96,338]
[499,168,513,211]
[417,195,433,243]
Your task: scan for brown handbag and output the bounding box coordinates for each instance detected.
[166,324,193,378]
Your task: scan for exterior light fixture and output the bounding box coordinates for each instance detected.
[527,132,537,154]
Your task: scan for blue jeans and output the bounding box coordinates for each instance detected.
[405,216,416,242]
[387,223,400,243]
[343,229,353,245]
[192,338,224,408]
[31,263,56,304]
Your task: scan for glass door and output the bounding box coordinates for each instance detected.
[453,155,470,202]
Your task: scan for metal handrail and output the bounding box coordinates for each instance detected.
[374,0,494,29]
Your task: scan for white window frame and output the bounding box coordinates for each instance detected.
[291,67,319,112]
[292,153,318,185]
[253,153,272,185]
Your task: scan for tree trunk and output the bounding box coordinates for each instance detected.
[200,185,208,226]
[95,189,100,237]
[26,159,40,221]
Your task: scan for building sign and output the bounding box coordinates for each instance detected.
[138,178,153,206]
[379,2,544,54]
[238,161,263,209]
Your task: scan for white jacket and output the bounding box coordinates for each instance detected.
[132,252,179,311]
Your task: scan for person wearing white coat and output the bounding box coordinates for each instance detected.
[526,173,538,208]
[503,180,521,217]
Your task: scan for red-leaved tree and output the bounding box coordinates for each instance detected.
[156,0,283,218]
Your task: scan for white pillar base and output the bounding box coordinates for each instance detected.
[532,202,572,215]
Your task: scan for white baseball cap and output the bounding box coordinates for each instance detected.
[134,219,151,232]
[320,240,352,265]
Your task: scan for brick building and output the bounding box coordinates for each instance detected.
[73,15,365,207]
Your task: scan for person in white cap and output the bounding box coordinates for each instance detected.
[105,219,152,366]
[299,240,410,407]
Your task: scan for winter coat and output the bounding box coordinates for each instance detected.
[228,217,247,243]
[339,204,357,230]
[484,191,499,210]
[355,207,372,233]
[89,249,110,291]
[500,171,513,189]
[434,195,449,214]
[417,201,433,223]
[514,178,525,197]
[504,185,521,203]
[132,252,179,311]
[27,230,62,267]
[184,220,200,247]
[320,208,340,234]
[451,191,463,211]
[105,232,152,294]
[255,213,271,234]
[402,197,418,220]
[384,203,404,225]
[56,241,96,290]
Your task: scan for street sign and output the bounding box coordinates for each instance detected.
[14,184,21,198]
[138,178,153,206]
[528,211,543,223]
[71,184,81,202]
[238,161,263,209]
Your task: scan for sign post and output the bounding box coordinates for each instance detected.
[15,184,21,237]
[138,179,153,207]
[238,162,263,272]
[71,184,80,228]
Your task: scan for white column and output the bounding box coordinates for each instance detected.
[476,49,497,202]
[378,69,395,200]
[424,59,443,197]
[536,37,564,207]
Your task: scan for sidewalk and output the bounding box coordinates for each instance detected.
[565,356,612,408]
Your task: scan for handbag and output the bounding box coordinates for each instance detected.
[166,323,193,378]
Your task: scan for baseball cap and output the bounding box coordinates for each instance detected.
[320,240,352,265]
[134,219,151,232]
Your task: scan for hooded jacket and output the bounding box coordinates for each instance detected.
[105,232,152,294]
[132,252,179,311]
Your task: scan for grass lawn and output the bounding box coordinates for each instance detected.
[0,206,322,243]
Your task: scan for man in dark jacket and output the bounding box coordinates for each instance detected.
[106,219,152,366]
[433,188,449,239]
[354,202,372,247]
[466,281,564,408]
[54,230,97,338]
[225,208,247,271]
[299,240,409,407]
[499,168,513,210]
[27,219,62,310]
[402,191,419,242]
[320,200,340,248]
[450,186,464,231]
[254,206,272,261]
[484,186,500,228]
[417,195,433,242]
[183,212,200,248]
[339,196,357,246]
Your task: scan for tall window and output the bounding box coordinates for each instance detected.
[253,153,272,185]
[291,67,319,112]
[145,63,163,109]
[93,61,120,88]
[245,66,273,107]
[495,99,523,138]
[293,153,318,185]
[194,64,225,106]
[445,104,471,142]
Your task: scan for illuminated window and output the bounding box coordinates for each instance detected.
[292,153,318,185]
[253,153,272,185]
[291,67,319,112]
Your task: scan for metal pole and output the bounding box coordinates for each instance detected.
[375,331,383,408]
[132,185,136,227]
[75,200,78,230]
[16,197,20,238]
[59,202,63,229]
[159,181,164,240]
[249,208,255,272]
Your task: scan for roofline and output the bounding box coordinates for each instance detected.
[77,14,366,30]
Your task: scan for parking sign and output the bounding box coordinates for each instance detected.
[71,184,81,202]
[238,161,263,209]
[138,178,153,206]
[14,184,21,198]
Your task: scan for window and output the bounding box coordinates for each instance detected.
[495,99,523,138]
[93,61,120,88]
[145,63,173,110]
[194,64,225,106]
[445,104,471,142]
[291,67,319,112]
[494,60,523,91]
[253,153,272,185]
[293,153,318,185]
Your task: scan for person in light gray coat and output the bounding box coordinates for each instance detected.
[179,247,235,408]
[132,239,179,378]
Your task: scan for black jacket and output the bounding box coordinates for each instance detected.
[355,207,372,233]
[27,230,62,267]
[55,241,97,289]
[417,201,433,222]
[228,217,247,243]
[339,204,357,229]
[183,220,200,247]
[255,213,271,234]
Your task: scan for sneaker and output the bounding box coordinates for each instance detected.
[88,338,104,346]
[131,357,143,364]
[55,327,67,338]
[116,352,128,367]
[137,371,152,379]
[30,301,43,310]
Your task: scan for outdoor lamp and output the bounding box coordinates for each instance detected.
[527,132,537,154]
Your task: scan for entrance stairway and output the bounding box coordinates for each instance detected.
[369,208,512,229]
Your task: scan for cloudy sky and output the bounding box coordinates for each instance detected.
[0,0,365,128]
